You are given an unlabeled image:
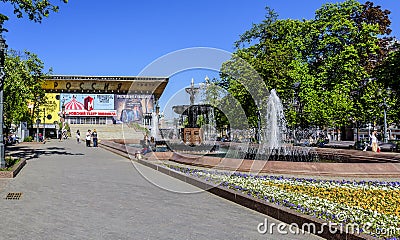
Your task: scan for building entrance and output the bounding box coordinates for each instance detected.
[68,117,107,124]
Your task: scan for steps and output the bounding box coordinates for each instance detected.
[69,124,146,140]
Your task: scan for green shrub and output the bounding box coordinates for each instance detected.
[23,136,34,142]
[0,157,20,171]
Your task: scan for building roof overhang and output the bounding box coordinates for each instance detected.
[43,75,169,99]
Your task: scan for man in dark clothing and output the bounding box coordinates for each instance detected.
[92,129,98,147]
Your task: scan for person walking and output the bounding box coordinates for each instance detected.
[76,130,81,144]
[86,129,91,147]
[92,129,98,147]
[58,129,62,141]
[371,130,378,153]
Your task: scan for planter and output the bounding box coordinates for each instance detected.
[0,159,26,178]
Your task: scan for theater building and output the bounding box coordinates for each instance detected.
[41,75,168,125]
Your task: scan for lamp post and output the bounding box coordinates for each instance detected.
[0,30,7,168]
[36,107,40,142]
[42,107,46,140]
[367,122,372,138]
[379,87,391,143]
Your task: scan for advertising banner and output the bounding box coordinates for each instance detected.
[114,94,154,123]
[60,93,116,117]
[65,110,116,116]
[43,93,61,123]
[60,94,115,110]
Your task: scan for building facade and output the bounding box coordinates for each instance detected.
[42,75,168,125]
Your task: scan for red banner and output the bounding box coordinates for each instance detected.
[65,110,117,116]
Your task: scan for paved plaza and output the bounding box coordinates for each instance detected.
[0,139,322,240]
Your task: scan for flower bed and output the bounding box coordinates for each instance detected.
[167,165,400,239]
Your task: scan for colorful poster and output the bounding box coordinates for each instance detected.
[42,93,61,123]
[114,94,153,123]
[60,94,115,110]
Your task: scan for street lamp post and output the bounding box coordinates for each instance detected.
[368,122,371,137]
[36,107,40,142]
[43,107,46,140]
[0,31,8,168]
[380,87,391,143]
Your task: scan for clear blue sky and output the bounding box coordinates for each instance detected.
[2,0,399,113]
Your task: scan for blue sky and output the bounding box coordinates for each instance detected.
[2,1,399,113]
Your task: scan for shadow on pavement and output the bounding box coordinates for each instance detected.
[5,144,84,160]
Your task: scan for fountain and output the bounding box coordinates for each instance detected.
[263,89,287,149]
[165,78,218,152]
[172,78,216,145]
[222,89,318,162]
[107,82,400,176]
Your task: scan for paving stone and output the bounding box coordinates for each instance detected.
[0,139,323,240]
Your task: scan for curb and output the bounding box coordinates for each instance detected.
[0,159,27,178]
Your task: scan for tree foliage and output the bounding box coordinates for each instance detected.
[1,0,68,29]
[215,0,397,131]
[4,50,48,132]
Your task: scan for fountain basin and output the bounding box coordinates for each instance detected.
[100,139,400,177]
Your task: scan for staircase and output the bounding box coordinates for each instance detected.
[69,124,146,140]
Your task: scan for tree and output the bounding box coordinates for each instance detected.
[1,0,68,28]
[307,0,393,129]
[1,0,67,133]
[373,46,400,124]
[4,50,48,133]
[218,0,394,135]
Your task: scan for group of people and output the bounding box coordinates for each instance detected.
[76,129,98,147]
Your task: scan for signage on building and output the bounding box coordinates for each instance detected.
[43,80,129,92]
[61,94,114,110]
[65,110,117,116]
[84,96,94,111]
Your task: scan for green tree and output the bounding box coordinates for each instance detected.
[219,0,394,133]
[1,0,67,133]
[373,47,400,124]
[4,50,48,133]
[201,78,230,130]
[223,8,314,128]
[307,0,392,129]
[1,0,68,27]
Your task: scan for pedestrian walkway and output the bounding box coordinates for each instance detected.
[0,140,322,240]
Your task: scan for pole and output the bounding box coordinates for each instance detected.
[368,123,371,137]
[43,108,45,140]
[0,85,4,168]
[356,121,359,142]
[0,31,7,168]
[36,108,39,142]
[257,110,261,143]
[383,97,388,143]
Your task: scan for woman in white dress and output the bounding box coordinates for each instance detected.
[370,130,378,152]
